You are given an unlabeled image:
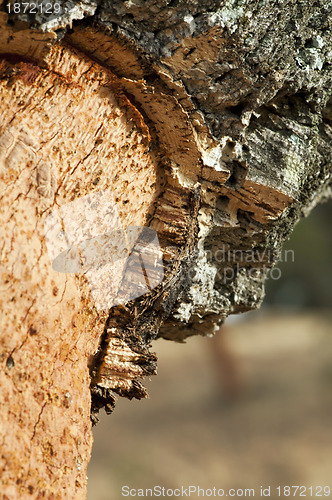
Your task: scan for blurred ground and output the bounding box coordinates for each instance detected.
[87,309,332,500]
[88,200,332,499]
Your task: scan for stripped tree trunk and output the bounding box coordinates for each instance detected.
[0,0,331,497]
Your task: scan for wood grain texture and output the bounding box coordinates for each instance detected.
[0,24,160,497]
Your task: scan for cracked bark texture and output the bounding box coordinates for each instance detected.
[0,0,332,497]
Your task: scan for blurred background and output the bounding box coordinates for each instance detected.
[87,199,332,499]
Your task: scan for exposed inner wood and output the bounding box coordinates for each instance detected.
[0,35,160,498]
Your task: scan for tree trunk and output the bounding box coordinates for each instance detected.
[0,0,331,497]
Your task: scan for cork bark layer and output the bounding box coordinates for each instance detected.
[0,1,331,498]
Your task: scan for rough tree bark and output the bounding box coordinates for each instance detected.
[0,0,331,497]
